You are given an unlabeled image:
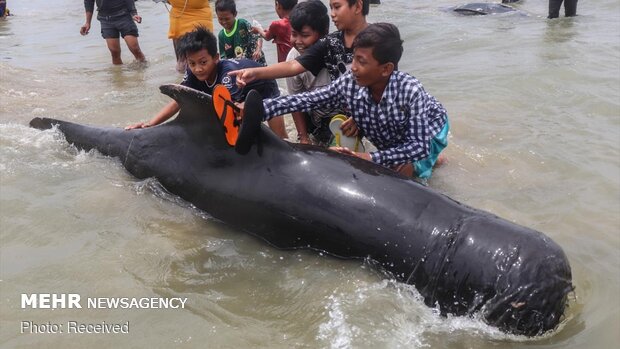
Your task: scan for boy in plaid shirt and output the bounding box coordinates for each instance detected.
[259,23,449,179]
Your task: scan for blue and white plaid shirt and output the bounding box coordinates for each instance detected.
[263,71,448,166]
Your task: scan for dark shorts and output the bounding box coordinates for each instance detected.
[98,13,139,39]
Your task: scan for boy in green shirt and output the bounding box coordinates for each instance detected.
[215,0,266,65]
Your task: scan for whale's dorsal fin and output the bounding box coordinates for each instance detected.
[160,84,229,146]
[160,84,290,154]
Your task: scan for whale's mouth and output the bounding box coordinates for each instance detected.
[482,279,574,336]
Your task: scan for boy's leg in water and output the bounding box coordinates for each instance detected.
[124,35,146,62]
[268,116,289,139]
[105,38,123,65]
[564,0,577,16]
[548,0,563,19]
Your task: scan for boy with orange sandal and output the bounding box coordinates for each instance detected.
[125,26,287,139]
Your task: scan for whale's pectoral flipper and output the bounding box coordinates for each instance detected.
[236,90,266,155]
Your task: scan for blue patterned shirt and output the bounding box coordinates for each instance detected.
[263,71,448,166]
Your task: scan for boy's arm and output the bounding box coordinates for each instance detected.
[125,0,138,16]
[126,0,142,23]
[251,26,268,39]
[334,117,427,165]
[80,0,95,35]
[228,60,306,88]
[218,32,228,59]
[125,100,180,130]
[252,20,275,40]
[248,23,264,61]
[369,99,430,166]
[330,147,372,161]
[84,0,95,13]
[252,38,263,61]
[262,82,342,121]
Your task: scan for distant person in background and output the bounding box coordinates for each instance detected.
[252,0,297,63]
[166,0,214,72]
[548,0,577,19]
[215,0,266,65]
[0,0,10,18]
[80,0,146,65]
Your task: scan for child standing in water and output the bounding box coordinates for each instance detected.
[252,0,297,63]
[80,0,146,65]
[0,0,9,18]
[215,0,266,65]
[548,0,578,18]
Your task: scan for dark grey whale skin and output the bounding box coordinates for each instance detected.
[452,3,522,15]
[29,84,573,336]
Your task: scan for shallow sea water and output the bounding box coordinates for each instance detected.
[1,1,619,348]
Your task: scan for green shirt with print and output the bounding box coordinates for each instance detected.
[218,18,266,65]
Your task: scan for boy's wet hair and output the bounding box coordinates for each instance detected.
[215,0,237,15]
[346,0,370,16]
[290,0,329,37]
[277,0,298,11]
[176,26,218,59]
[353,23,403,69]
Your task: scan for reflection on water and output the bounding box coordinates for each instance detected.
[544,18,578,44]
[1,0,619,348]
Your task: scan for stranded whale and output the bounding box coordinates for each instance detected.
[452,2,523,15]
[29,85,573,336]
